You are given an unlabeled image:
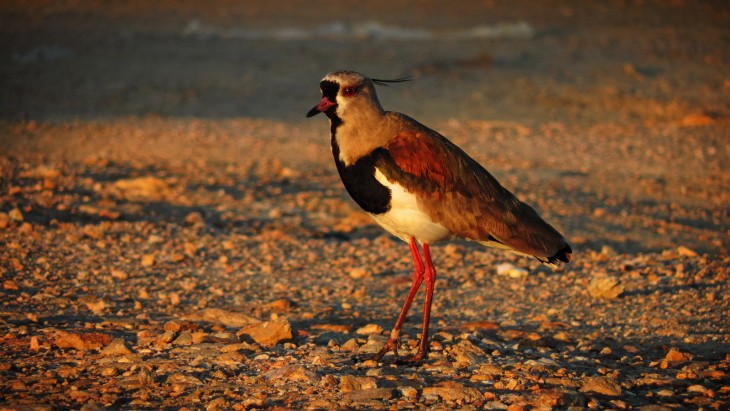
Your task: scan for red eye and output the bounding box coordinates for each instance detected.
[342,86,357,97]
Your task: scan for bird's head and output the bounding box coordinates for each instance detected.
[306,71,411,122]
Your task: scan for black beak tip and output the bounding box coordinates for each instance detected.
[306,106,321,118]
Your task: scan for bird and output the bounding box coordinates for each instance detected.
[306,70,572,364]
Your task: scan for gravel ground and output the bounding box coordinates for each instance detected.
[1,1,729,410]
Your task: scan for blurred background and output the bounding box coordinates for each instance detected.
[2,0,728,124]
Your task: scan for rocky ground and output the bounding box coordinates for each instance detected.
[1,1,729,410]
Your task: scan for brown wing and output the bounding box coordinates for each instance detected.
[374,126,570,262]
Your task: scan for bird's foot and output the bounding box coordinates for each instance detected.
[393,345,427,366]
[394,353,426,366]
[366,338,428,366]
[369,337,399,363]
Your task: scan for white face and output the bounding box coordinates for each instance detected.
[332,81,361,118]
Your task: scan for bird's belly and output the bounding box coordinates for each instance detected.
[370,209,450,244]
[371,168,451,244]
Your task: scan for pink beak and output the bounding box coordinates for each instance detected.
[306,97,337,117]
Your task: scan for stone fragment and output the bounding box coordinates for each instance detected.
[580,376,622,396]
[53,331,112,351]
[339,375,377,392]
[637,406,672,411]
[173,331,193,345]
[679,113,714,127]
[677,246,698,257]
[349,267,369,279]
[84,298,108,315]
[111,269,128,280]
[101,338,134,356]
[460,320,500,331]
[398,385,419,400]
[3,280,19,290]
[687,384,708,394]
[311,324,352,333]
[702,369,726,380]
[8,208,24,222]
[216,351,246,366]
[113,176,170,200]
[356,323,383,335]
[264,298,296,313]
[484,400,509,409]
[660,348,694,369]
[531,389,568,408]
[308,399,338,409]
[263,365,317,384]
[166,373,204,386]
[494,378,525,391]
[220,342,258,353]
[588,276,624,299]
[341,338,360,351]
[164,320,183,332]
[344,388,395,401]
[422,381,483,402]
[101,367,117,376]
[237,318,293,347]
[197,308,259,327]
[19,165,61,179]
[140,254,156,267]
[477,363,504,378]
[184,211,205,226]
[451,339,486,367]
[665,348,693,363]
[79,399,104,411]
[358,333,387,354]
[634,373,673,386]
[157,330,176,344]
[496,263,528,278]
[205,397,228,411]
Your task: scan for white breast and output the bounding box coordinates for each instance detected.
[370,168,451,244]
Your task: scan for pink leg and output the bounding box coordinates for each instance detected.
[371,237,425,362]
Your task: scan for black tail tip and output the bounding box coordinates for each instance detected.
[547,243,573,265]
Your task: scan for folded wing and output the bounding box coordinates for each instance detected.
[374,121,571,263]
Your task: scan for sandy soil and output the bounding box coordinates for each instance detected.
[1,1,729,409]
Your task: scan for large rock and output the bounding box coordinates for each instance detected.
[237,318,293,347]
[580,376,622,396]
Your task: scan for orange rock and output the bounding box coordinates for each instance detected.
[53,331,112,351]
[665,348,693,363]
[311,324,353,333]
[680,113,714,127]
[460,320,500,331]
[237,318,293,348]
[265,298,296,313]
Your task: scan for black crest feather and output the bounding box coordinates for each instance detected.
[372,76,414,86]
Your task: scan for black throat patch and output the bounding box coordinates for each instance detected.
[330,137,392,215]
[320,80,341,127]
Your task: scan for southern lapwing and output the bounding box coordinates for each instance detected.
[307,70,572,364]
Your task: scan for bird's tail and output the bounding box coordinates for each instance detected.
[540,242,573,266]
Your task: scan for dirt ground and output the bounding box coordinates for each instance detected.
[1,1,729,410]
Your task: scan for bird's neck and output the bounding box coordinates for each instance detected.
[330,110,395,167]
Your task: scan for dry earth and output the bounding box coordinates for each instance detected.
[1,1,729,410]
